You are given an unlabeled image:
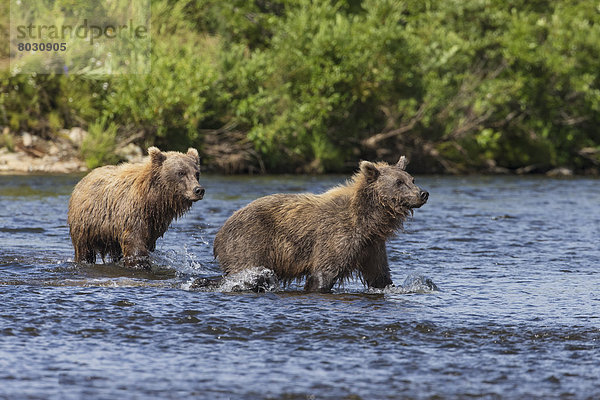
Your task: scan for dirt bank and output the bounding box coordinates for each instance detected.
[0,129,87,174]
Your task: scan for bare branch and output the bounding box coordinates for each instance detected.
[361,103,427,148]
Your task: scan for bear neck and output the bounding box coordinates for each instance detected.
[138,163,193,234]
[350,176,405,241]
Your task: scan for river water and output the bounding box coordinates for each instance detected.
[0,173,599,399]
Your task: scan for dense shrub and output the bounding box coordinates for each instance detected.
[1,0,598,173]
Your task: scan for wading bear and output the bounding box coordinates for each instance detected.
[213,157,428,292]
[68,147,204,268]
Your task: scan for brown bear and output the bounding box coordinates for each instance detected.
[68,147,204,268]
[213,156,428,292]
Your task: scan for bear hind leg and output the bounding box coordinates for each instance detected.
[75,246,96,264]
[304,270,337,293]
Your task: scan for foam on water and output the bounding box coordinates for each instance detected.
[0,277,175,289]
[54,277,174,288]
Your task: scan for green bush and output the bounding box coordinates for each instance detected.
[223,0,420,171]
[80,119,121,169]
[0,130,14,151]
[99,0,227,152]
[1,0,599,173]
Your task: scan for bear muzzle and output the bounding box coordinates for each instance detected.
[414,190,429,208]
[191,186,205,201]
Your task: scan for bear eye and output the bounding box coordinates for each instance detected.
[195,172,200,181]
[178,170,186,177]
[396,179,405,187]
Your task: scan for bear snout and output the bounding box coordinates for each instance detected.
[193,186,205,200]
[410,189,429,208]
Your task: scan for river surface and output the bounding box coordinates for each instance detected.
[0,173,599,399]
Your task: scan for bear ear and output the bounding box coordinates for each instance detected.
[148,147,166,166]
[187,148,200,165]
[360,161,380,182]
[396,156,408,170]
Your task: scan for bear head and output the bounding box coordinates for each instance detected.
[148,147,205,202]
[360,156,428,212]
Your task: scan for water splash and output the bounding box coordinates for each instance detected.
[401,273,439,292]
[184,267,281,293]
[152,246,215,275]
[368,273,439,294]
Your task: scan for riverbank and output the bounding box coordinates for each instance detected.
[0,129,597,177]
[0,128,144,174]
[0,132,85,174]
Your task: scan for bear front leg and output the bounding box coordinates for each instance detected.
[121,233,151,269]
[360,241,393,289]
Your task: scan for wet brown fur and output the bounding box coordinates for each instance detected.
[213,157,428,292]
[68,147,204,268]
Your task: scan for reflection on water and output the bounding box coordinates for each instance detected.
[1,173,599,399]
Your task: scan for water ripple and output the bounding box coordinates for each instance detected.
[1,175,599,399]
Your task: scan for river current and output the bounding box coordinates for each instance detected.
[1,173,599,399]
